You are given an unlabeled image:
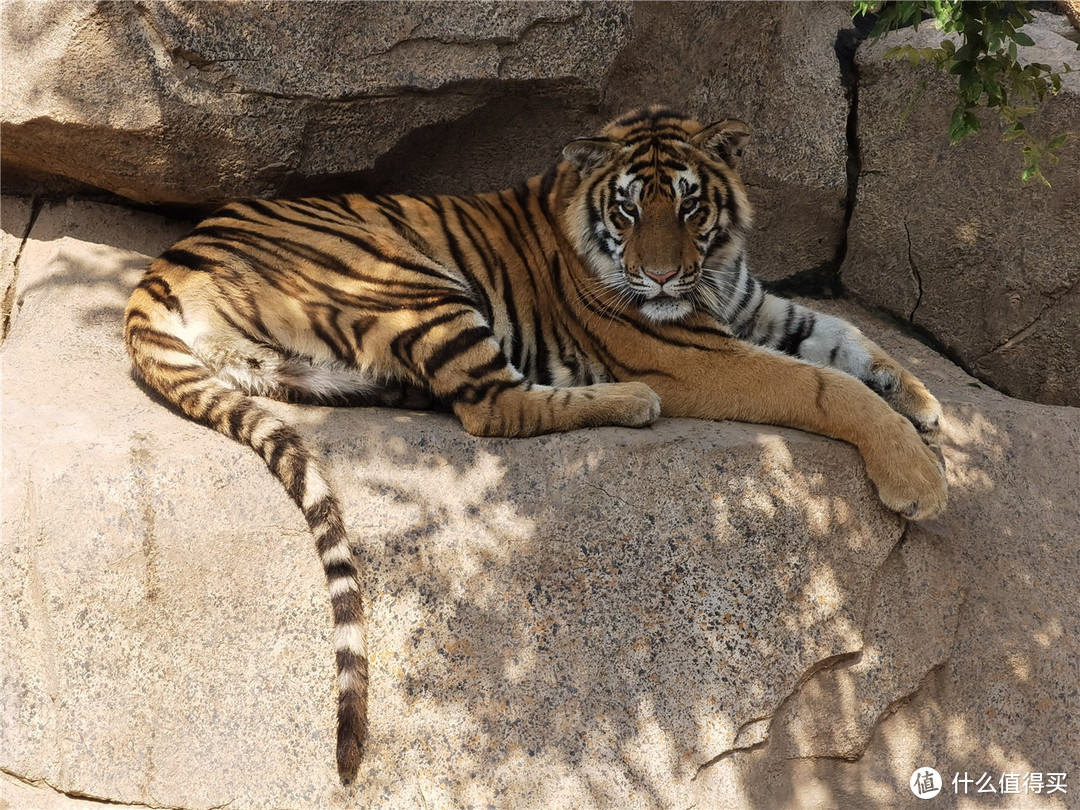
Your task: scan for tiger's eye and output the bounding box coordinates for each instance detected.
[618,201,638,220]
[680,198,699,218]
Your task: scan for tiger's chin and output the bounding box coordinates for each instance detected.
[640,296,695,323]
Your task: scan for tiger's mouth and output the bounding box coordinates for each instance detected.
[639,295,694,323]
[633,284,696,323]
[612,268,700,322]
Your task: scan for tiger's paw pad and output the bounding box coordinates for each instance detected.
[867,430,948,521]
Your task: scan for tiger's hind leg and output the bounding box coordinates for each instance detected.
[392,306,661,437]
[194,333,382,405]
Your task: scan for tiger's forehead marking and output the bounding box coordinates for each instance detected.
[614,165,701,201]
[613,133,704,198]
[614,171,641,198]
[674,168,701,196]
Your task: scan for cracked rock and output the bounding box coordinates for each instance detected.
[692,300,1079,810]
[0,196,34,342]
[842,13,1080,406]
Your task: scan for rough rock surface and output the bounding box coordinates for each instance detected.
[0,1,850,281]
[2,198,1077,809]
[843,17,1080,407]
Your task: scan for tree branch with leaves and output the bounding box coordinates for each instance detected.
[853,1,1077,184]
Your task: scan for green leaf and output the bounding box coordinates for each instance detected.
[1002,123,1026,141]
[1011,31,1035,47]
[947,106,981,143]
[852,1,877,19]
[1047,133,1069,151]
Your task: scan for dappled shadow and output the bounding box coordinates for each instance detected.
[704,306,1080,810]
[280,404,905,808]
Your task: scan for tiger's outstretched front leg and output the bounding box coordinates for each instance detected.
[620,335,948,520]
[393,306,661,437]
[706,260,944,439]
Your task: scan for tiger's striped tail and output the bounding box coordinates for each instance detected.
[124,274,367,782]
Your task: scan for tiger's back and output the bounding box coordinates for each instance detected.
[125,107,947,781]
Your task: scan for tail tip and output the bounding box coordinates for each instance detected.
[336,708,365,784]
[337,737,361,784]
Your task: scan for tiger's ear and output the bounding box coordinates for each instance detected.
[692,119,752,168]
[562,137,618,174]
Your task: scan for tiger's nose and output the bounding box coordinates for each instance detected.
[644,269,678,284]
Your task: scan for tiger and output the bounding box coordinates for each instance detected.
[124,106,947,782]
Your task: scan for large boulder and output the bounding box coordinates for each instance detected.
[2,197,1077,808]
[0,1,629,203]
[0,1,852,280]
[843,14,1080,406]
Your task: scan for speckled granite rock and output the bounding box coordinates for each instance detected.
[2,198,1077,809]
[693,306,1080,810]
[843,14,1080,407]
[1,1,628,204]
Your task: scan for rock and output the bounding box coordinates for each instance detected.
[696,302,1080,808]
[3,197,1077,808]
[0,1,629,205]
[843,15,1080,406]
[0,1,852,281]
[1,772,114,809]
[1057,0,1080,33]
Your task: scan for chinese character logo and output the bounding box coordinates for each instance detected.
[911,767,943,799]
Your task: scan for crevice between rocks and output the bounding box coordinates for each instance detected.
[763,23,867,301]
[1,196,42,345]
[834,25,866,296]
[823,23,997,387]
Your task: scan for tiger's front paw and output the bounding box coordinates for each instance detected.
[862,418,948,520]
[868,364,945,440]
[602,381,662,427]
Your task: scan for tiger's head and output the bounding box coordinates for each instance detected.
[561,107,753,323]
